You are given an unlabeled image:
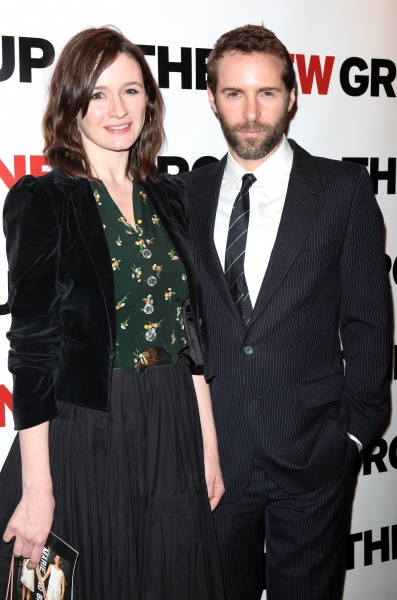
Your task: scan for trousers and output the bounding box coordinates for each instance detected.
[213,437,358,600]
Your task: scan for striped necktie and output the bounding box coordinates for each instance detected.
[224,173,256,323]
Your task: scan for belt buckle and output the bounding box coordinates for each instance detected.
[134,346,158,369]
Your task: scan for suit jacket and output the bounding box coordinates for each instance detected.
[179,139,391,500]
[4,169,215,431]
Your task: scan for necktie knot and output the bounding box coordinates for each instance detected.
[241,173,256,193]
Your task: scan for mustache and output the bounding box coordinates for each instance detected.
[231,122,271,133]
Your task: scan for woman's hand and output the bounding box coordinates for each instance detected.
[192,375,225,510]
[3,421,54,568]
[203,445,225,511]
[3,485,55,569]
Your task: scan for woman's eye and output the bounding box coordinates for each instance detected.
[91,92,103,100]
[125,88,138,95]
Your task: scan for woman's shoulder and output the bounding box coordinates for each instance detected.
[6,172,48,200]
[145,173,188,221]
[5,169,86,210]
[7,169,61,201]
[3,169,82,235]
[4,175,55,229]
[146,172,185,201]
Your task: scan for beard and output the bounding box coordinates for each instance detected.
[216,102,289,161]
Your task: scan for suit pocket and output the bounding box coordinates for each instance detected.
[300,373,345,409]
[295,242,337,264]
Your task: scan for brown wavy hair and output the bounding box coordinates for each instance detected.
[207,24,296,95]
[43,26,164,183]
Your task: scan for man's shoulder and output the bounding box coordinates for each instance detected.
[178,155,227,196]
[290,139,365,181]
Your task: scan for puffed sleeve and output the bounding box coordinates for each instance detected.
[3,175,62,430]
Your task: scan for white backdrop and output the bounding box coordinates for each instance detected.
[0,1,396,598]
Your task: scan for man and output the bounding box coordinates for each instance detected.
[179,25,390,600]
[43,554,65,600]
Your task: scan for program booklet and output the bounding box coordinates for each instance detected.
[18,532,78,600]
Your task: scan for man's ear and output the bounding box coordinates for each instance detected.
[288,87,296,112]
[207,86,218,115]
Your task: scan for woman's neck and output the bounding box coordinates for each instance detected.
[85,142,130,188]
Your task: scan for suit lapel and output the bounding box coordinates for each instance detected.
[188,156,243,320]
[55,173,116,346]
[248,140,323,328]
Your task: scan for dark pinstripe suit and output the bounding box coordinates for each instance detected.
[179,139,391,599]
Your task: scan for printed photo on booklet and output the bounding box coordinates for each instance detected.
[17,532,78,600]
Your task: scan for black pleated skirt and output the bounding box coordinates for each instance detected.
[0,356,224,599]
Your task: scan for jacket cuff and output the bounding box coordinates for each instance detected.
[186,362,204,376]
[12,371,59,430]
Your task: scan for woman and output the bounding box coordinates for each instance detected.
[21,558,35,600]
[0,27,224,599]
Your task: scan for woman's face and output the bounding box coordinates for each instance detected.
[77,52,147,158]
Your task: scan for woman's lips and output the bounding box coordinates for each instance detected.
[104,123,132,134]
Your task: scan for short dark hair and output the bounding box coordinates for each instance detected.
[43,26,164,183]
[207,24,296,95]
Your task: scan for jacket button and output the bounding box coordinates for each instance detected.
[110,351,115,359]
[244,346,253,355]
[198,318,202,327]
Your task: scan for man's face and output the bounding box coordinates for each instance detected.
[208,52,295,169]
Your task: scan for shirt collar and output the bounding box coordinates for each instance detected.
[225,135,294,197]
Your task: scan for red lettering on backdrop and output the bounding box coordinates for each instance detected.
[0,156,26,189]
[0,156,49,189]
[290,55,335,94]
[30,155,49,177]
[0,385,12,428]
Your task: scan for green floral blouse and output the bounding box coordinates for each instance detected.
[92,180,189,373]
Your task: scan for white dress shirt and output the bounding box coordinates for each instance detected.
[214,135,293,306]
[213,135,362,450]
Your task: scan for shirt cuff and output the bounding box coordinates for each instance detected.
[347,432,362,451]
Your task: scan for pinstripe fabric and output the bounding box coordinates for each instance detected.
[213,442,357,600]
[179,139,390,598]
[180,139,390,498]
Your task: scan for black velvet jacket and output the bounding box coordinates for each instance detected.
[4,169,215,430]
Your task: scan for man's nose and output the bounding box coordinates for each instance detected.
[244,96,261,122]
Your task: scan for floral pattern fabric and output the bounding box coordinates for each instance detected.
[92,180,189,373]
